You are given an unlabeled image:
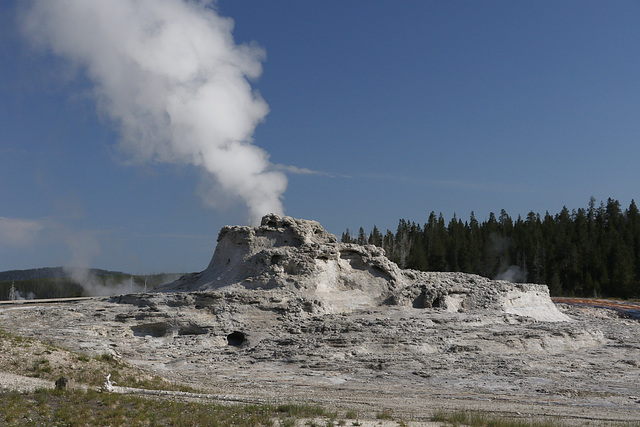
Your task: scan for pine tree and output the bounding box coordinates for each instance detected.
[357,227,368,245]
[627,200,640,295]
[370,225,383,247]
[339,196,640,298]
[341,228,352,243]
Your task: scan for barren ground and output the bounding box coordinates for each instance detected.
[1,296,639,426]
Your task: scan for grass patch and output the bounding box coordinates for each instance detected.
[430,409,563,427]
[27,358,52,376]
[0,388,347,427]
[376,408,394,420]
[95,353,116,363]
[75,354,90,362]
[0,328,32,345]
[344,410,358,419]
[276,403,332,417]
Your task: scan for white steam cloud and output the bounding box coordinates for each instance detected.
[64,267,147,297]
[495,265,528,283]
[21,0,286,224]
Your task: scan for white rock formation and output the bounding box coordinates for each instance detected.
[159,214,569,322]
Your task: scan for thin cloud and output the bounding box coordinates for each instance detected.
[274,164,351,179]
[0,217,44,248]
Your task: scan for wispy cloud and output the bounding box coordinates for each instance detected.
[0,217,44,248]
[274,164,351,179]
[0,216,104,270]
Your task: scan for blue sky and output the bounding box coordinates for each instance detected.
[1,1,639,274]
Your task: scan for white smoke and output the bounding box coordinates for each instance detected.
[21,0,286,224]
[64,267,146,297]
[495,265,528,283]
[14,290,36,301]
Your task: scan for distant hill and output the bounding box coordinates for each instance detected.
[0,267,125,282]
[0,268,183,300]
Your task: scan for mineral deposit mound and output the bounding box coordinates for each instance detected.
[159,214,568,322]
[2,214,639,424]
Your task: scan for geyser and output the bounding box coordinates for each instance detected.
[159,214,570,322]
[21,0,287,224]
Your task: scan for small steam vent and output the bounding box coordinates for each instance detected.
[227,331,246,347]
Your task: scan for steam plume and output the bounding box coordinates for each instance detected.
[64,267,147,296]
[21,0,286,224]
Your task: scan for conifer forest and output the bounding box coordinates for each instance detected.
[342,197,640,298]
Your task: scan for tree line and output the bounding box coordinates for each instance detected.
[0,272,181,300]
[341,197,640,298]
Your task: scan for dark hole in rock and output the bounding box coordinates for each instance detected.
[178,325,208,336]
[227,331,246,346]
[131,322,169,337]
[432,295,446,308]
[270,254,283,265]
[412,291,426,308]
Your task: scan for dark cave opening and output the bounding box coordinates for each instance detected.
[227,331,246,347]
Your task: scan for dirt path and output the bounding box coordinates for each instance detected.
[0,372,53,392]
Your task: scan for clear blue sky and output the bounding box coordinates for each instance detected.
[1,0,639,274]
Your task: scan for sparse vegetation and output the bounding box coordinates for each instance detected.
[28,358,52,376]
[375,408,394,420]
[75,354,90,362]
[0,387,350,426]
[0,327,189,390]
[344,410,358,419]
[0,328,357,426]
[430,409,564,427]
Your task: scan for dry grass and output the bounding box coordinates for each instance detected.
[0,387,344,426]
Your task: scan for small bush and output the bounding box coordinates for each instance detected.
[96,353,115,363]
[28,358,52,376]
[376,408,393,420]
[344,410,358,419]
[76,354,90,362]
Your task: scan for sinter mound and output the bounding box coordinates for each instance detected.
[159,214,568,322]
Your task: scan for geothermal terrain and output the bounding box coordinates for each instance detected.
[1,215,639,424]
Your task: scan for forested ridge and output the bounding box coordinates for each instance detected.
[0,270,181,300]
[342,197,640,298]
